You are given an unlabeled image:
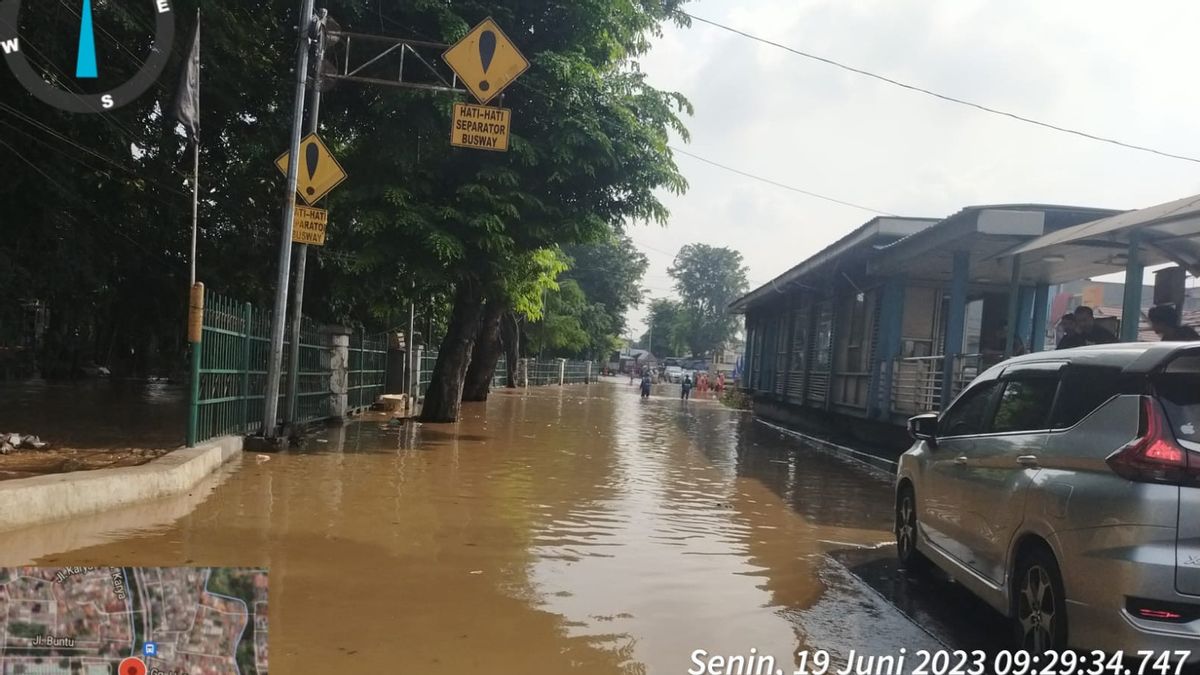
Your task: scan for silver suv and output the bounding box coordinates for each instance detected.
[896,343,1200,657]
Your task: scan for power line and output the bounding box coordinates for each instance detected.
[669,146,897,215]
[683,12,1200,165]
[0,103,190,198]
[0,135,178,271]
[370,10,901,216]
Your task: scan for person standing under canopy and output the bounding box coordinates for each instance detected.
[1149,304,1200,341]
[1057,306,1118,349]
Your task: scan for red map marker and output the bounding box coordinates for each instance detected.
[118,657,147,675]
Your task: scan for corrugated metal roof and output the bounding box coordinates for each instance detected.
[729,216,937,312]
[1011,193,1200,256]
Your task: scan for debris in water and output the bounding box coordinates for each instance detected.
[256,454,272,463]
[1,433,49,452]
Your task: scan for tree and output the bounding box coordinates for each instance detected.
[641,298,689,357]
[0,0,689,429]
[418,2,691,421]
[668,244,749,358]
[462,248,566,402]
[561,234,649,359]
[526,280,592,358]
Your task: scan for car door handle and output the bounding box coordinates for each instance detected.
[1017,455,1040,467]
[954,456,968,465]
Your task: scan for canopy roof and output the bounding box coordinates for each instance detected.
[729,216,936,312]
[1001,193,1200,283]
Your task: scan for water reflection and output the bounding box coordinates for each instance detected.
[0,379,186,448]
[0,382,943,674]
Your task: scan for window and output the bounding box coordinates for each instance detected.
[1154,353,1200,445]
[991,378,1059,433]
[812,302,833,369]
[1050,366,1126,429]
[940,381,1000,437]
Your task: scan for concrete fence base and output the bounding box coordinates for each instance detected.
[0,436,243,533]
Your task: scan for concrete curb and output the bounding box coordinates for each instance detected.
[755,418,899,476]
[0,435,243,533]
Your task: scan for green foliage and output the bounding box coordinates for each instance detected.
[0,0,690,379]
[720,387,751,411]
[641,298,690,357]
[668,244,749,358]
[9,622,45,639]
[527,279,590,356]
[559,233,649,356]
[504,248,570,322]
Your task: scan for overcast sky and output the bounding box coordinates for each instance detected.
[624,0,1200,337]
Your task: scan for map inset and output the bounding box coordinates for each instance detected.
[0,567,268,675]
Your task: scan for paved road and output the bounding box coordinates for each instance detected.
[0,379,1009,673]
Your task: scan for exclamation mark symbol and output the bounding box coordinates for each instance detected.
[478,30,496,92]
[304,142,319,196]
[76,0,97,78]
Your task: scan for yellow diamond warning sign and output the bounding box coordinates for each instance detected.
[451,103,511,152]
[275,134,348,206]
[443,18,529,105]
[292,205,328,246]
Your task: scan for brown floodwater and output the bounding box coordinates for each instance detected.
[0,380,946,674]
[0,378,186,449]
[0,379,184,479]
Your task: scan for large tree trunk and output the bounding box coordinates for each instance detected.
[419,283,484,423]
[462,302,506,402]
[501,311,520,388]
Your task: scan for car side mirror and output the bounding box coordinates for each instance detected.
[908,413,939,443]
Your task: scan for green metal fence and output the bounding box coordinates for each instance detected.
[287,318,328,425]
[415,352,508,399]
[418,350,438,397]
[528,359,560,386]
[189,290,387,446]
[191,292,270,445]
[349,331,388,411]
[492,356,509,388]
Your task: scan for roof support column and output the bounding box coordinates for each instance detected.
[1005,254,1022,357]
[869,276,905,420]
[941,251,970,409]
[1030,284,1049,352]
[824,287,839,412]
[1121,230,1145,342]
[1017,285,1036,353]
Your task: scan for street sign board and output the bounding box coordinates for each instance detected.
[450,103,511,152]
[292,205,328,246]
[442,18,529,105]
[275,133,348,206]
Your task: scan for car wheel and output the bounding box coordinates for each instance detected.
[895,485,927,571]
[1013,546,1068,653]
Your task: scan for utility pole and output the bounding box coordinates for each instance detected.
[262,0,317,439]
[407,296,416,408]
[285,9,328,428]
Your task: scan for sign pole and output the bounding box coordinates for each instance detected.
[285,11,327,429]
[262,0,316,439]
[186,283,204,447]
[189,137,199,286]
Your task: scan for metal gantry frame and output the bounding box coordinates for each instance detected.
[267,14,471,437]
[327,31,467,95]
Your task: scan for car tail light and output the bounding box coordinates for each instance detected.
[1106,397,1200,486]
[1126,597,1200,623]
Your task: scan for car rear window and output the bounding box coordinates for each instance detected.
[992,378,1059,433]
[1156,353,1200,445]
[940,381,1000,437]
[1050,366,1126,429]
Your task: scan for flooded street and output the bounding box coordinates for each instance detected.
[0,380,1004,674]
[0,379,186,449]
